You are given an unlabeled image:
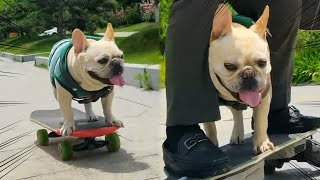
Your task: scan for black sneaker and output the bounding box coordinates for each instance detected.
[252,105,320,134]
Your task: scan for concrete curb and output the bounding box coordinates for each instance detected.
[34,56,161,90]
[0,52,36,62]
[14,54,36,62]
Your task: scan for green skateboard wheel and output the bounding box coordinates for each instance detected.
[37,129,49,146]
[105,132,120,152]
[58,141,73,161]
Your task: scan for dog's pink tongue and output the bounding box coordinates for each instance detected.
[239,91,261,107]
[109,76,125,87]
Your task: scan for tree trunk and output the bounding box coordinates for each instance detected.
[57,0,64,38]
[154,2,159,23]
[123,7,127,25]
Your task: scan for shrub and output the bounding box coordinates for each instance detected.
[293,30,320,85]
[126,5,142,25]
[109,16,127,27]
[142,12,155,22]
[107,9,127,27]
[159,0,172,55]
[142,2,155,22]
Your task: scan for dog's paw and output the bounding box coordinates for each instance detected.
[105,115,124,127]
[112,119,124,127]
[230,129,244,144]
[60,121,76,136]
[86,112,99,122]
[253,138,274,155]
[230,134,244,144]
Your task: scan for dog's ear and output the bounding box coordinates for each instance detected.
[210,4,232,42]
[103,23,115,42]
[250,5,269,39]
[72,29,88,55]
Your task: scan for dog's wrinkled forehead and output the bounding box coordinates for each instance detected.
[212,30,269,60]
[86,40,123,58]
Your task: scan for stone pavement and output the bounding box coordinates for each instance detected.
[1,57,320,180]
[96,32,138,38]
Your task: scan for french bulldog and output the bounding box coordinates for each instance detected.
[204,5,275,154]
[51,23,125,136]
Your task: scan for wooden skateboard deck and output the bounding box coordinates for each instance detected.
[211,130,318,179]
[30,108,120,138]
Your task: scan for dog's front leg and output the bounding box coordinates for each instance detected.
[56,82,75,136]
[203,122,219,146]
[84,103,99,122]
[101,90,124,127]
[252,92,274,154]
[229,107,244,144]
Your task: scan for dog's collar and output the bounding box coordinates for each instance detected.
[215,73,271,110]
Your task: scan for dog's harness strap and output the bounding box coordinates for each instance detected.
[49,36,113,104]
[218,97,249,110]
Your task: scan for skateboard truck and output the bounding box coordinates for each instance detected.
[73,138,106,151]
[294,138,320,167]
[265,134,320,174]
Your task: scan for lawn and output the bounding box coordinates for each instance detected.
[0,24,161,65]
[0,36,61,57]
[117,26,161,64]
[96,22,157,33]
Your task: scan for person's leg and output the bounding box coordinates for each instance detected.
[229,0,320,133]
[163,0,230,178]
[165,0,221,126]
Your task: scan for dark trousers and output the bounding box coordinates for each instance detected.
[165,0,302,126]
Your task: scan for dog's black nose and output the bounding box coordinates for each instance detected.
[111,60,123,75]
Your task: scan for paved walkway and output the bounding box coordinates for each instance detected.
[96,32,138,38]
[0,57,320,179]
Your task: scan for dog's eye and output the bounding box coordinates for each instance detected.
[224,63,237,71]
[98,57,109,64]
[257,59,267,68]
[119,54,124,59]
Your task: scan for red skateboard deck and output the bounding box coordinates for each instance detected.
[30,108,120,138]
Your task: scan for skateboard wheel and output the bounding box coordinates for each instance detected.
[105,132,120,152]
[37,129,49,146]
[58,141,73,161]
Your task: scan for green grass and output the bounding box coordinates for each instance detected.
[117,26,161,64]
[160,56,165,88]
[0,35,61,55]
[96,22,157,33]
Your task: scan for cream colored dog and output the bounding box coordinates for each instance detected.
[204,5,274,154]
[51,24,124,136]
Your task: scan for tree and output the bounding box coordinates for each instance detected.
[0,0,118,38]
[63,0,118,34]
[116,0,142,19]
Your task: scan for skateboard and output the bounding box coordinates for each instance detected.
[164,129,319,180]
[30,108,122,161]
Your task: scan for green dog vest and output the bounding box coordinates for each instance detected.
[48,36,112,104]
[232,14,254,28]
